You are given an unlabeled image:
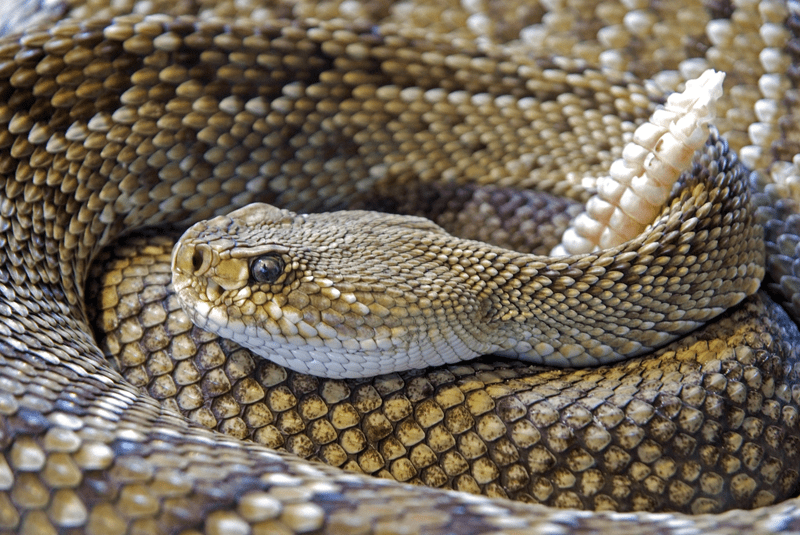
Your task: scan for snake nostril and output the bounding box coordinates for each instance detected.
[190,245,213,275]
[192,250,204,272]
[174,243,211,276]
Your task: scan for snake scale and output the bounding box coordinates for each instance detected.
[5,0,800,533]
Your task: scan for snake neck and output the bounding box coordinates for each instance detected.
[488,133,764,366]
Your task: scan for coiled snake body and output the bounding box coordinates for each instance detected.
[5,0,800,533]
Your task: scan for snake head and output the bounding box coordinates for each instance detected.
[171,202,502,378]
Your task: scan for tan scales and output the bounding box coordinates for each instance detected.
[2,0,800,533]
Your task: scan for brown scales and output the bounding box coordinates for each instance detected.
[1,0,800,533]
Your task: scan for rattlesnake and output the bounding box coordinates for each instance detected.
[4,0,800,533]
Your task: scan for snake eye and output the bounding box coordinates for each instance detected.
[250,254,285,284]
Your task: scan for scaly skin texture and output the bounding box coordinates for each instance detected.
[170,137,763,377]
[4,0,800,533]
[91,188,800,516]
